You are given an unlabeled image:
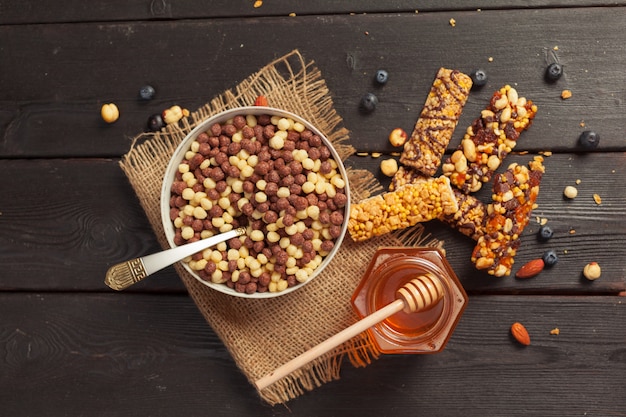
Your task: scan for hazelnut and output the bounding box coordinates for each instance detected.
[101,103,119,123]
[563,185,578,199]
[380,158,399,177]
[583,262,601,280]
[163,105,185,124]
[388,128,408,147]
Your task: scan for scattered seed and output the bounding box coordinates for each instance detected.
[593,193,602,205]
[371,152,382,158]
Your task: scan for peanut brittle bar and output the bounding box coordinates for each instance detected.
[442,85,537,193]
[348,176,458,242]
[471,156,545,277]
[438,189,487,241]
[400,68,473,177]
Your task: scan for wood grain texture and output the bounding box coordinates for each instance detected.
[0,0,622,24]
[2,8,626,157]
[0,158,185,292]
[1,293,624,416]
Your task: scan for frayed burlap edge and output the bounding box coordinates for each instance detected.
[119,49,443,405]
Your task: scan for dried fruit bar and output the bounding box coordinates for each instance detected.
[442,85,537,193]
[400,68,473,177]
[471,156,545,277]
[348,176,459,242]
[438,189,487,241]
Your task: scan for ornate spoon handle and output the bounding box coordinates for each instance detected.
[104,227,246,291]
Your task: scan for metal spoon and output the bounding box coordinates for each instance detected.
[104,227,246,290]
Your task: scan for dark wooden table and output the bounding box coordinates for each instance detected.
[2,2,625,416]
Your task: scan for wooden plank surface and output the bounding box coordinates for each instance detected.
[0,0,622,24]
[3,8,626,157]
[1,293,624,416]
[2,3,626,416]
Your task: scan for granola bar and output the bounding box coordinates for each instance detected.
[348,176,458,242]
[471,156,545,277]
[438,189,487,241]
[389,166,428,191]
[442,85,537,193]
[400,68,473,177]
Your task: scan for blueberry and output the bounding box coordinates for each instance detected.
[578,130,600,149]
[139,85,156,101]
[545,63,563,82]
[374,69,389,85]
[537,225,554,242]
[469,69,488,88]
[359,93,378,113]
[542,250,559,267]
[147,113,165,131]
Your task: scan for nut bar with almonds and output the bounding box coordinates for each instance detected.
[442,85,537,194]
[348,176,459,242]
[438,189,487,241]
[471,156,545,277]
[400,68,473,177]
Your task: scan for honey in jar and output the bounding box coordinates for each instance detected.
[351,247,468,354]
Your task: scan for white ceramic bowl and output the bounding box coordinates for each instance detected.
[160,106,351,298]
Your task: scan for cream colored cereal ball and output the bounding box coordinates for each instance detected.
[380,158,399,177]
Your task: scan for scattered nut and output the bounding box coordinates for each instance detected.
[449,18,456,27]
[388,128,408,147]
[380,158,399,177]
[163,105,187,124]
[515,258,545,279]
[583,262,601,280]
[561,89,572,99]
[550,328,560,335]
[101,103,119,123]
[511,322,531,346]
[254,95,269,106]
[563,185,578,199]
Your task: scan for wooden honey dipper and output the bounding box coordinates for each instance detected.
[255,273,445,390]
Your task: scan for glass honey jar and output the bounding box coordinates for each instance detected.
[351,247,468,354]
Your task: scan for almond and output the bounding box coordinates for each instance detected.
[511,322,531,346]
[515,258,545,279]
[254,95,269,106]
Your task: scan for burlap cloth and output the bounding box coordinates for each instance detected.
[119,49,441,405]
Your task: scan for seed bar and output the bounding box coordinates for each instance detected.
[348,176,459,242]
[400,68,473,177]
[471,156,545,277]
[438,189,487,241]
[442,85,537,194]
